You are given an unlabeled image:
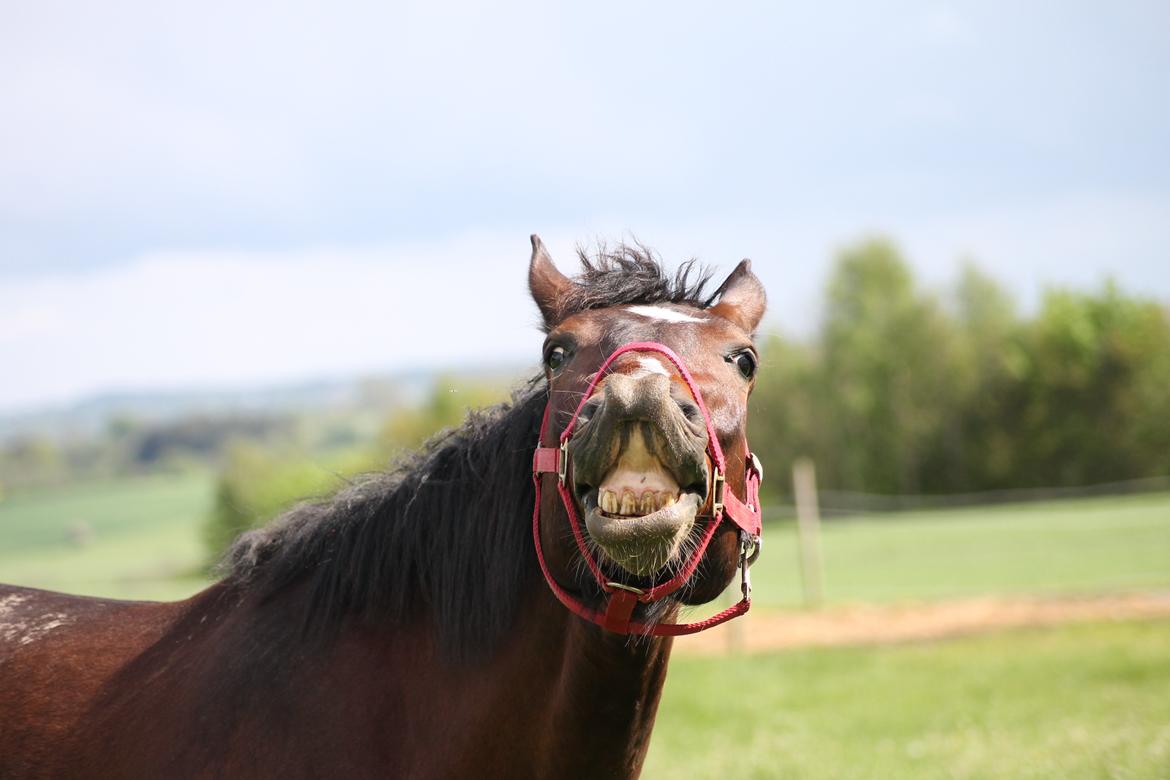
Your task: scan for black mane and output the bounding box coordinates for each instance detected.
[224,386,545,662]
[223,242,710,661]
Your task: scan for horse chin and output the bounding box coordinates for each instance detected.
[582,492,701,577]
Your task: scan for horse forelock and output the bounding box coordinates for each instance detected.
[543,242,717,329]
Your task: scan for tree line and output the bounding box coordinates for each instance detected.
[750,238,1170,498]
[200,237,1170,561]
[4,235,1164,558]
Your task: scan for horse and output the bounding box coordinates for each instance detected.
[0,236,767,779]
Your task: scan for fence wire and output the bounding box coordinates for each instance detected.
[764,474,1170,519]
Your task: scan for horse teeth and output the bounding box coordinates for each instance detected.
[598,484,679,515]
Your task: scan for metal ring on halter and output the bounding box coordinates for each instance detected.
[749,452,764,483]
[743,532,761,566]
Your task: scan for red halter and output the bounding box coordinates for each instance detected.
[532,341,763,635]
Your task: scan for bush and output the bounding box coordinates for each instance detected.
[203,442,380,566]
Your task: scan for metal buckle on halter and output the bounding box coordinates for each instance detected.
[738,531,760,600]
[745,533,762,566]
[711,468,725,517]
[557,439,568,485]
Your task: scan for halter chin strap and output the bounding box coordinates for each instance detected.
[532,341,763,636]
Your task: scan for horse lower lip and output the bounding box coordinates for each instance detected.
[585,494,695,532]
[582,493,700,576]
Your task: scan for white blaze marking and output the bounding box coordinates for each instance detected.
[627,305,706,324]
[635,356,670,376]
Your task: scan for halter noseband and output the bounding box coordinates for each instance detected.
[532,341,763,636]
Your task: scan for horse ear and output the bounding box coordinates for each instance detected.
[528,234,573,328]
[710,259,767,334]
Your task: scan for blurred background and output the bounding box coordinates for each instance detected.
[2,2,1168,777]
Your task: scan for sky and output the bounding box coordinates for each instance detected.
[2,1,1168,412]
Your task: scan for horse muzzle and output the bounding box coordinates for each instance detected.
[532,340,763,636]
[567,370,711,576]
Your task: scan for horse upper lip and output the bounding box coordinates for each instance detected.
[570,424,708,502]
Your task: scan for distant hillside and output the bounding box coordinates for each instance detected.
[0,363,529,444]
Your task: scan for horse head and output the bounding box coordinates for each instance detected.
[529,235,766,625]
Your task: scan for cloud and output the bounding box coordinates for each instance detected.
[5,2,1166,274]
[2,4,1168,409]
[919,4,968,45]
[4,192,1168,412]
[0,231,548,410]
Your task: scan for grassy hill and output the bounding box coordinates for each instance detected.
[0,472,213,600]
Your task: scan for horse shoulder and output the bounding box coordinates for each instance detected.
[0,583,188,776]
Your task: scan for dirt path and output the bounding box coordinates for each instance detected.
[676,591,1170,655]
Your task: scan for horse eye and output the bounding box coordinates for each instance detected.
[546,346,567,373]
[732,351,757,380]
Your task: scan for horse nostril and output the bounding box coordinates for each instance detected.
[575,397,603,427]
[676,400,703,425]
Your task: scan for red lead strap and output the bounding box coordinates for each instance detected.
[532,341,763,636]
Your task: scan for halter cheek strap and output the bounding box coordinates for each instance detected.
[532,341,763,636]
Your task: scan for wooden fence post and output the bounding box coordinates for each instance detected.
[792,458,825,608]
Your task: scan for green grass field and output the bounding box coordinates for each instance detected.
[2,475,1169,776]
[750,493,1170,609]
[0,472,213,600]
[645,618,1170,779]
[2,474,1167,605]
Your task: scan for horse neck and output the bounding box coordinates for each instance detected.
[237,385,676,775]
[498,587,677,778]
[269,548,677,778]
[552,622,675,776]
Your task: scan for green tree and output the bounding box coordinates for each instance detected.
[203,442,378,565]
[1003,282,1170,486]
[748,334,823,502]
[817,238,965,493]
[203,376,512,564]
[949,263,1021,488]
[377,376,508,454]
[0,436,66,487]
